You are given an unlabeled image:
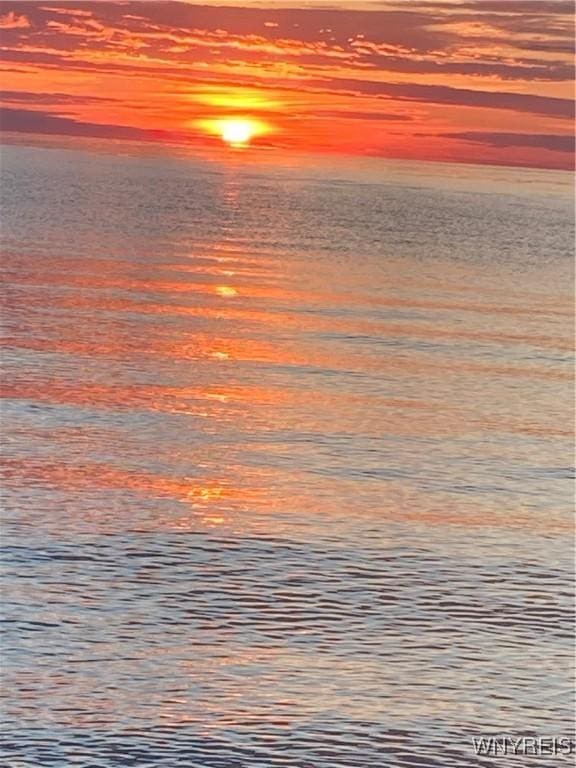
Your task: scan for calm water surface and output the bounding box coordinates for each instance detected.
[1,143,574,767]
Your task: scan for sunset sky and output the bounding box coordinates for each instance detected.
[0,0,574,169]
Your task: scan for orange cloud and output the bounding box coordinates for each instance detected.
[0,11,30,29]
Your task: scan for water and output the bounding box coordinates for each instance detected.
[1,142,574,767]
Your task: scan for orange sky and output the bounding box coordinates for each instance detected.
[0,0,573,169]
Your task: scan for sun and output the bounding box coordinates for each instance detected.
[197,116,272,148]
[220,119,254,146]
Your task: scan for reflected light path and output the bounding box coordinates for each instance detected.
[1,145,574,768]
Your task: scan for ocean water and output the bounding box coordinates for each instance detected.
[1,142,574,767]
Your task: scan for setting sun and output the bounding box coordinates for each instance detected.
[221,119,254,146]
[197,116,272,148]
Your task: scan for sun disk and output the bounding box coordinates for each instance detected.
[221,119,255,145]
[197,117,272,147]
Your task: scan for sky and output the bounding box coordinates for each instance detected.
[0,0,574,169]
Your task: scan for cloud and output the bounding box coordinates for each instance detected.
[313,109,413,121]
[309,78,575,119]
[438,1,572,12]
[2,2,573,84]
[0,107,169,142]
[438,131,575,154]
[347,50,573,82]
[0,89,115,105]
[0,11,30,29]
[39,6,93,18]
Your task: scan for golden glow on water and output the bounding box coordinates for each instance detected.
[2,147,573,764]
